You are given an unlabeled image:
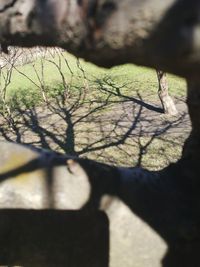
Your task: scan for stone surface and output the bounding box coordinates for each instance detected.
[0,141,91,209]
[105,199,167,267]
[0,141,167,267]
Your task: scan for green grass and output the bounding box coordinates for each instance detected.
[0,51,188,169]
[6,53,103,91]
[2,51,186,108]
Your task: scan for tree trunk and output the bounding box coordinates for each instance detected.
[156,70,178,115]
[0,1,199,77]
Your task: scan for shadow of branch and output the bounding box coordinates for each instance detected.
[0,83,189,169]
[94,76,164,113]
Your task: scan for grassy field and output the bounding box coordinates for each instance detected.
[0,50,189,169]
[4,51,187,105]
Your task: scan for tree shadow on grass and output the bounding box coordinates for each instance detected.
[0,80,189,168]
[94,75,164,113]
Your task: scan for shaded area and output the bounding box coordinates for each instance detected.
[0,139,197,267]
[0,84,189,168]
[0,209,109,267]
[95,76,164,113]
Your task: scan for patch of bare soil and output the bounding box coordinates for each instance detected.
[0,96,190,168]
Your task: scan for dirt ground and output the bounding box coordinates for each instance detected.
[0,95,191,168]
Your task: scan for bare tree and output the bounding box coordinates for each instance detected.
[156,70,178,115]
[0,1,199,266]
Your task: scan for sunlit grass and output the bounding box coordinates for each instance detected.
[3,51,186,108]
[0,50,188,169]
